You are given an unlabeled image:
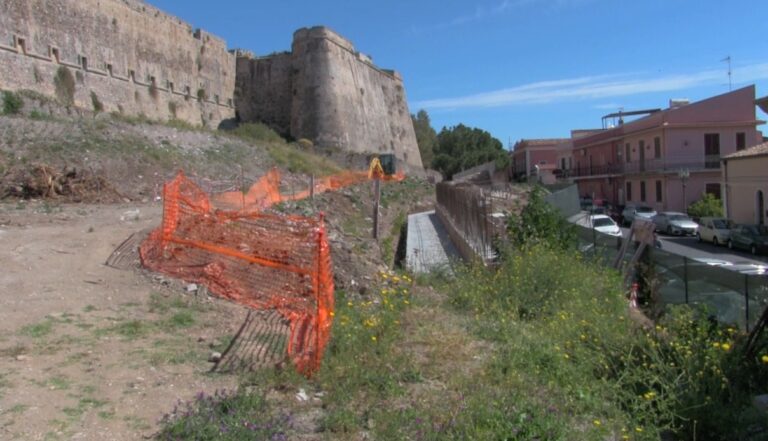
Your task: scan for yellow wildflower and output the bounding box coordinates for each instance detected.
[593,419,601,426]
[721,343,731,351]
[761,355,768,364]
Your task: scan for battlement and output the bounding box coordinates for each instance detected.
[0,0,235,127]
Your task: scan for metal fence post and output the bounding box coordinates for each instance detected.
[683,256,689,304]
[745,274,750,333]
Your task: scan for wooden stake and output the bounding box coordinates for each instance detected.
[373,178,380,239]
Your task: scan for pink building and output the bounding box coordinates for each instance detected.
[510,138,568,180]
[571,86,764,212]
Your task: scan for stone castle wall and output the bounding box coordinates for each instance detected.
[0,2,423,170]
[236,27,423,171]
[0,0,235,127]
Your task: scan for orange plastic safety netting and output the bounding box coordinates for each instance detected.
[139,171,334,375]
[210,167,405,212]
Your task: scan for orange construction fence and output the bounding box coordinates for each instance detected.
[139,171,334,375]
[210,167,405,212]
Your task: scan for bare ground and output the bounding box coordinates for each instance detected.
[0,201,246,440]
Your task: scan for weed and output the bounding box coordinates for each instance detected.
[2,91,23,115]
[90,91,103,113]
[107,320,151,340]
[62,397,106,418]
[0,344,27,358]
[19,319,54,338]
[160,311,196,331]
[158,389,291,440]
[53,66,75,106]
[47,375,71,390]
[82,305,97,313]
[7,404,28,414]
[227,122,284,144]
[98,410,115,420]
[29,110,50,120]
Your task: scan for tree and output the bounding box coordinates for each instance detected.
[432,124,508,180]
[687,193,724,219]
[411,109,437,168]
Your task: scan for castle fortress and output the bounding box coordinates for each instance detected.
[0,0,423,170]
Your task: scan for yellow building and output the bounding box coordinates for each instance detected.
[722,141,768,225]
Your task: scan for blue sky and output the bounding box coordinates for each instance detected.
[152,0,768,148]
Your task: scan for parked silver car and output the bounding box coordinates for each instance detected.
[652,212,699,236]
[621,204,657,227]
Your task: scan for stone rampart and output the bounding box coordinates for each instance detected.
[236,26,424,171]
[0,0,235,127]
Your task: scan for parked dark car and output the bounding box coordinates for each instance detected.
[727,224,768,255]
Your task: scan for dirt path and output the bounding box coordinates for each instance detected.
[0,201,244,440]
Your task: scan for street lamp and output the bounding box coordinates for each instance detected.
[678,168,690,213]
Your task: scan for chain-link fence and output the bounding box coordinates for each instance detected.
[573,222,768,331]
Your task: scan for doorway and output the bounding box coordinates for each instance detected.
[757,190,765,225]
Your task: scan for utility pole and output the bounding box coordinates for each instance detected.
[721,56,732,91]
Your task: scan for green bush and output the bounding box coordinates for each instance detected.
[229,122,285,144]
[507,185,576,250]
[90,91,103,113]
[2,91,23,115]
[447,244,768,440]
[53,66,75,106]
[687,193,724,219]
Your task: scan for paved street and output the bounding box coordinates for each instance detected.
[620,227,768,267]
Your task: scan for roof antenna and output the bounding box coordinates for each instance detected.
[721,56,732,91]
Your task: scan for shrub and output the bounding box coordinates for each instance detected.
[196,88,207,102]
[168,101,178,118]
[447,244,768,440]
[2,91,23,115]
[297,138,314,151]
[229,122,284,144]
[90,91,103,113]
[53,66,75,106]
[687,193,724,219]
[506,185,576,250]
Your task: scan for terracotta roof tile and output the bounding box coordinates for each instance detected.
[723,141,768,159]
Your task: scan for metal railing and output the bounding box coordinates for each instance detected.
[574,224,768,331]
[565,155,723,178]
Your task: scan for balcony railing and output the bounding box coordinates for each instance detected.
[563,156,722,178]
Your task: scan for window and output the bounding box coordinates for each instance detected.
[640,181,646,202]
[736,132,746,151]
[626,182,632,201]
[654,137,661,158]
[656,180,662,202]
[561,158,566,170]
[625,143,631,162]
[16,37,26,54]
[704,133,720,168]
[705,183,722,200]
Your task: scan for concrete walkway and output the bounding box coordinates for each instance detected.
[406,210,460,274]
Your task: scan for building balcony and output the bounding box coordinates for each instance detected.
[566,155,722,179]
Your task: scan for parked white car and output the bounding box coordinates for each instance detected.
[589,214,622,237]
[621,204,657,226]
[697,217,734,246]
[652,212,699,236]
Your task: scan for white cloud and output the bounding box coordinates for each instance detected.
[413,63,768,110]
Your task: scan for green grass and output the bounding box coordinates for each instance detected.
[19,319,54,338]
[106,320,152,340]
[47,375,71,390]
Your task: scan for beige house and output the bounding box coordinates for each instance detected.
[722,141,768,225]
